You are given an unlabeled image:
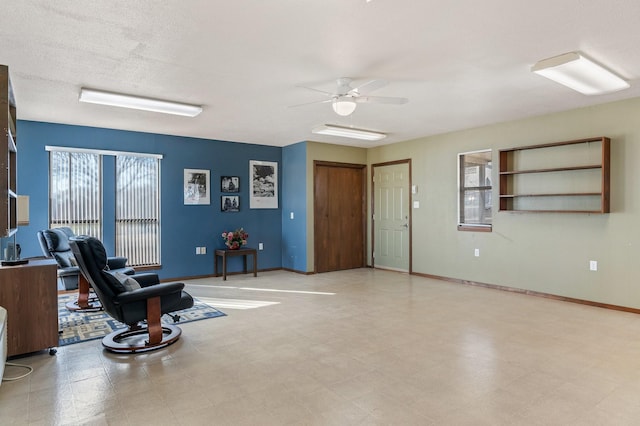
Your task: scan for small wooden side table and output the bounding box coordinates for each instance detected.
[214,248,258,281]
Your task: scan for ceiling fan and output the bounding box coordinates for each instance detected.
[293,78,408,116]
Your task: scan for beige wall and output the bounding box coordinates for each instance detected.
[368,96,640,309]
[305,142,367,272]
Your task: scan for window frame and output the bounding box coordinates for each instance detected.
[457,149,493,232]
[46,146,163,267]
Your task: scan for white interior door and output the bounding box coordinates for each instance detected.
[373,162,410,272]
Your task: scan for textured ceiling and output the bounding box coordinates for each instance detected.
[2,1,640,147]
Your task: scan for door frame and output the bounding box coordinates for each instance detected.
[314,160,367,273]
[371,159,412,273]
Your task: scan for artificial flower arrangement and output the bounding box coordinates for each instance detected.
[221,228,248,250]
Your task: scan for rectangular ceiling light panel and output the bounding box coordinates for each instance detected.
[312,124,386,141]
[79,88,203,117]
[532,52,629,95]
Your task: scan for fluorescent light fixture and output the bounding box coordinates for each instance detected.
[532,52,629,95]
[312,124,386,141]
[79,88,203,117]
[332,98,357,116]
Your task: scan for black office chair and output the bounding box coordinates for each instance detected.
[69,236,194,353]
[37,227,135,312]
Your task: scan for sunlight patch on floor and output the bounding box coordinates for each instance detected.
[187,283,335,296]
[197,296,280,310]
[239,287,335,295]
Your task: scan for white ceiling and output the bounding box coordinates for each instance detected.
[2,1,640,148]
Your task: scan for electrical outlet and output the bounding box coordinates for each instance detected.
[195,247,200,255]
[474,248,480,257]
[590,260,598,271]
[259,242,264,250]
[290,212,294,220]
[201,247,206,255]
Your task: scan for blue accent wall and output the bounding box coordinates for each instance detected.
[17,120,282,280]
[281,142,307,272]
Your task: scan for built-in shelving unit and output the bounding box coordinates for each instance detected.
[499,137,610,213]
[1,65,17,237]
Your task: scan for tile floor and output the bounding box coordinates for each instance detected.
[2,269,640,425]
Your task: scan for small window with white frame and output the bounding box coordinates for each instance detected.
[458,149,492,231]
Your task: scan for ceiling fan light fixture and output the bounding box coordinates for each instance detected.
[312,124,386,141]
[332,98,357,116]
[531,52,629,95]
[79,88,203,117]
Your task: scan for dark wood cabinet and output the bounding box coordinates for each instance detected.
[499,137,610,213]
[0,259,58,357]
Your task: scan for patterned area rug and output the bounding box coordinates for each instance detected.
[58,293,226,346]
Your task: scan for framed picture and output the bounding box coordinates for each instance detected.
[221,176,240,193]
[184,169,210,205]
[249,160,278,209]
[221,195,240,212]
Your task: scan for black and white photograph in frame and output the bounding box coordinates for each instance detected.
[221,195,240,212]
[249,160,278,209]
[184,169,210,205]
[221,176,240,193]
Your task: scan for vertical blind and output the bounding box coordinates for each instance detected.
[49,150,102,238]
[48,147,162,267]
[116,155,160,266]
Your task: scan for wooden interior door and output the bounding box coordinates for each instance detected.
[314,161,366,273]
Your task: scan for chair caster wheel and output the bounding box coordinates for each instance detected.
[49,348,57,356]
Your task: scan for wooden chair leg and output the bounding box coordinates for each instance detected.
[77,274,91,309]
[66,274,102,312]
[146,296,163,345]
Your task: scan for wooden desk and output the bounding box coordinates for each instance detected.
[0,258,58,357]
[214,248,257,281]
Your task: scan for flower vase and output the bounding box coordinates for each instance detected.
[222,228,249,251]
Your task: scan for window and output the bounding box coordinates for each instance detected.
[458,150,492,231]
[48,147,162,266]
[49,150,102,237]
[116,155,160,266]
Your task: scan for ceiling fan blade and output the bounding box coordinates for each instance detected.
[351,79,388,95]
[296,85,335,97]
[288,98,333,108]
[355,95,408,105]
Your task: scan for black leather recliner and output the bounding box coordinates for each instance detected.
[37,227,134,290]
[69,236,194,353]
